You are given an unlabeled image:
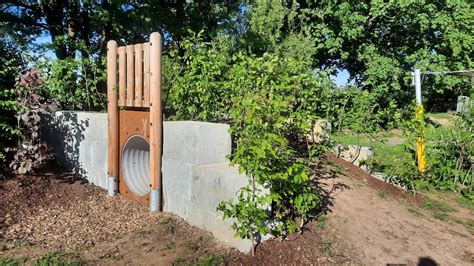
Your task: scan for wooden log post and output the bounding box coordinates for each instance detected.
[107,40,119,196]
[149,32,163,211]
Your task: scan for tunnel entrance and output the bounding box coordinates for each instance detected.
[121,135,150,196]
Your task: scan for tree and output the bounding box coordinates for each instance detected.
[0,0,241,59]
[298,1,473,111]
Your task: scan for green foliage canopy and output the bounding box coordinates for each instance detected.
[300,0,473,110]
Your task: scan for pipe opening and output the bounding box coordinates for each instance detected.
[122,135,150,196]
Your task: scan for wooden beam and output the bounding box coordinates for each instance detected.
[134,43,143,107]
[126,45,135,107]
[143,42,150,107]
[118,47,126,106]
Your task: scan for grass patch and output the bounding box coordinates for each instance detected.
[378,192,387,199]
[172,254,227,266]
[0,257,27,266]
[427,112,456,121]
[421,198,455,213]
[160,217,173,225]
[453,195,474,211]
[320,239,335,258]
[35,252,85,266]
[10,240,31,249]
[316,215,328,229]
[433,212,448,221]
[198,255,227,266]
[464,220,474,229]
[184,236,204,252]
[421,197,456,221]
[407,207,423,217]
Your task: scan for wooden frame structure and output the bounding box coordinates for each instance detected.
[106,32,163,211]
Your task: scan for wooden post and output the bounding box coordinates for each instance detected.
[118,47,126,106]
[107,40,119,196]
[134,43,143,107]
[126,45,135,106]
[149,32,162,211]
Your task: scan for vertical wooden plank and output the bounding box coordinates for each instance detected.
[107,40,119,179]
[134,43,143,107]
[126,45,135,107]
[149,33,163,196]
[118,47,126,106]
[143,43,150,107]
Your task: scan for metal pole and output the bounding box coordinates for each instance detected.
[413,68,426,174]
[415,69,422,104]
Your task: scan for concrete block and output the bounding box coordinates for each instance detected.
[163,121,231,165]
[162,159,193,217]
[44,111,109,190]
[189,163,260,253]
[191,163,248,214]
[186,203,253,253]
[457,96,470,114]
[335,144,373,171]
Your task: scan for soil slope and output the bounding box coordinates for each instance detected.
[324,154,474,265]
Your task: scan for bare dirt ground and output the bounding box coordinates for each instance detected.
[325,154,474,265]
[1,156,473,265]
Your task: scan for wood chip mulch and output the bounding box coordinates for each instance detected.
[0,174,162,251]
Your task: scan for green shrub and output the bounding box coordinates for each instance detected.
[39,57,106,111]
[170,33,331,249]
[425,110,473,198]
[368,103,473,199]
[0,40,23,171]
[323,87,405,133]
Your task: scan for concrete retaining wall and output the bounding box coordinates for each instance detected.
[44,111,109,189]
[44,111,252,252]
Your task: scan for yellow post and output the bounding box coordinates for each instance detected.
[415,105,427,173]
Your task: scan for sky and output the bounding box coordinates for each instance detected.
[331,70,351,87]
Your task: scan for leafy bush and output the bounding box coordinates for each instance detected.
[425,110,473,198]
[39,56,106,111]
[6,70,58,174]
[368,103,473,199]
[169,33,233,120]
[322,87,404,133]
[169,33,333,250]
[0,39,23,171]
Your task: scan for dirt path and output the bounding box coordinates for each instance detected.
[324,155,474,265]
